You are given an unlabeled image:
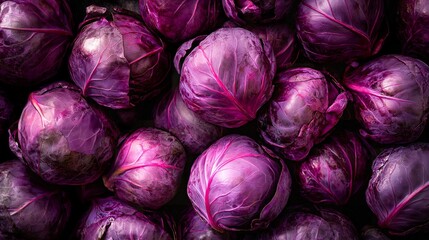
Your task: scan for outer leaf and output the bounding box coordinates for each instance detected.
[296,0,386,63]
[366,143,429,235]
[187,134,291,232]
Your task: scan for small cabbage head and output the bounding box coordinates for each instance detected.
[176,27,276,128]
[0,0,73,86]
[154,89,224,156]
[344,55,429,144]
[246,206,359,240]
[9,82,118,185]
[296,0,386,63]
[366,143,429,236]
[258,68,348,161]
[104,128,186,210]
[77,197,174,240]
[297,130,371,206]
[187,134,291,232]
[398,0,429,62]
[222,0,293,25]
[0,160,71,239]
[139,0,222,43]
[69,5,170,109]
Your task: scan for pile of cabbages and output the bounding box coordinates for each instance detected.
[1,0,429,239]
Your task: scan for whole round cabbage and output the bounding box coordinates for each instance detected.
[77,197,174,240]
[222,0,293,25]
[69,5,170,109]
[139,0,222,43]
[177,27,275,128]
[154,89,224,155]
[223,21,299,70]
[0,0,73,86]
[366,143,429,236]
[344,55,429,144]
[258,68,348,161]
[179,206,233,240]
[187,134,291,232]
[398,0,429,62]
[246,206,359,240]
[298,130,370,206]
[10,82,118,185]
[296,0,386,63]
[104,128,186,210]
[0,160,71,239]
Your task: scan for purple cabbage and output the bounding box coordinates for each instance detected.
[187,134,291,232]
[361,226,391,240]
[223,21,299,70]
[139,0,222,43]
[398,0,429,62]
[0,160,71,239]
[246,206,358,240]
[297,130,370,206]
[9,82,117,185]
[77,197,174,240]
[344,55,429,144]
[258,68,348,161]
[222,0,293,25]
[69,5,170,109]
[104,128,186,210]
[0,0,73,86]
[154,89,224,155]
[178,206,232,240]
[176,27,275,128]
[366,143,429,236]
[296,0,386,63]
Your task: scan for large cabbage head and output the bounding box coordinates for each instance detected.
[366,143,429,236]
[246,206,359,240]
[222,0,293,25]
[0,0,73,86]
[298,130,371,206]
[139,0,222,43]
[296,0,386,63]
[10,82,118,185]
[344,55,429,144]
[0,160,71,239]
[69,5,170,109]
[223,21,299,70]
[178,206,233,240]
[398,0,429,62]
[154,89,224,156]
[104,128,186,210]
[176,27,276,128]
[187,134,291,232]
[258,68,348,161]
[77,197,174,240]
